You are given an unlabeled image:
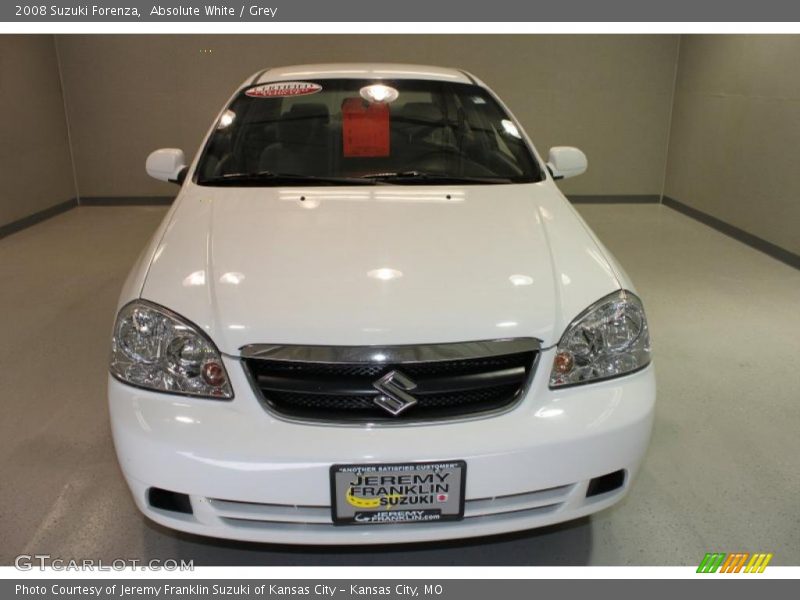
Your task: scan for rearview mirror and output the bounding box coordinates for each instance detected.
[546,146,587,180]
[146,148,187,184]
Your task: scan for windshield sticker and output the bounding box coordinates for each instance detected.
[341,98,390,158]
[245,82,322,98]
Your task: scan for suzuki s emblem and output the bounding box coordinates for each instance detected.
[373,370,418,416]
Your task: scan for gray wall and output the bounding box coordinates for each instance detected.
[0,36,75,228]
[664,35,800,255]
[54,34,680,198]
[4,34,797,259]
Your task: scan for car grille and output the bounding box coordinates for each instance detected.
[206,483,575,526]
[241,339,539,423]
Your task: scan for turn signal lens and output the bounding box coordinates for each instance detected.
[202,361,227,387]
[553,351,574,374]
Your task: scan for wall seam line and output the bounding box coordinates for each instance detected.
[659,35,682,204]
[53,35,81,205]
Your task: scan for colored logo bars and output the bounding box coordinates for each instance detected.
[697,552,773,573]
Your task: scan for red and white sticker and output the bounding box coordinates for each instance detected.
[245,81,322,98]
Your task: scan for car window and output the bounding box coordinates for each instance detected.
[196,79,543,185]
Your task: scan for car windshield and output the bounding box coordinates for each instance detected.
[195,78,544,186]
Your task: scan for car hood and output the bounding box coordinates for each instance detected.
[141,182,621,355]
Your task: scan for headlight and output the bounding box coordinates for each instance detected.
[549,290,651,388]
[110,300,233,399]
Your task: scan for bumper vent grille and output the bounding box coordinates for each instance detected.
[241,339,539,423]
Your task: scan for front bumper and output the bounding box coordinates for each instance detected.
[109,349,655,544]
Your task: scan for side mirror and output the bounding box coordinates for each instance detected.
[546,146,587,180]
[146,148,187,184]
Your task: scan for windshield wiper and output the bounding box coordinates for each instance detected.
[359,171,514,184]
[199,171,378,186]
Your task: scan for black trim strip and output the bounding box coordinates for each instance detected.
[80,196,174,206]
[662,196,799,270]
[0,198,77,240]
[569,195,660,204]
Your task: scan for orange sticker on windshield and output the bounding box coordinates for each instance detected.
[341,98,390,158]
[245,82,322,98]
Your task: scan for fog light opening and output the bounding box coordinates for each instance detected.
[586,469,626,497]
[148,487,193,514]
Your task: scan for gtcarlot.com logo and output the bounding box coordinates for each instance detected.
[697,552,773,573]
[14,554,193,571]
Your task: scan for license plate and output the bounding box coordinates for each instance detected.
[331,460,466,525]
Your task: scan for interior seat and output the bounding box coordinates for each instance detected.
[259,103,330,175]
[394,102,446,146]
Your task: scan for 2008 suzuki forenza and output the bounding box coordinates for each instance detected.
[109,64,655,544]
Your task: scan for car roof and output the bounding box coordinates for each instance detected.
[247,63,476,87]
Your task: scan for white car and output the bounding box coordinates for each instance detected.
[109,64,655,544]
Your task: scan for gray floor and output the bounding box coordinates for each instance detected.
[1,204,798,566]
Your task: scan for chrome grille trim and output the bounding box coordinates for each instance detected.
[239,338,541,364]
[207,498,330,524]
[463,484,574,518]
[218,504,561,530]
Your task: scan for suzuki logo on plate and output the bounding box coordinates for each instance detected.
[373,370,418,416]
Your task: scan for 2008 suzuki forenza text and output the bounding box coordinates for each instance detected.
[109,64,655,544]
